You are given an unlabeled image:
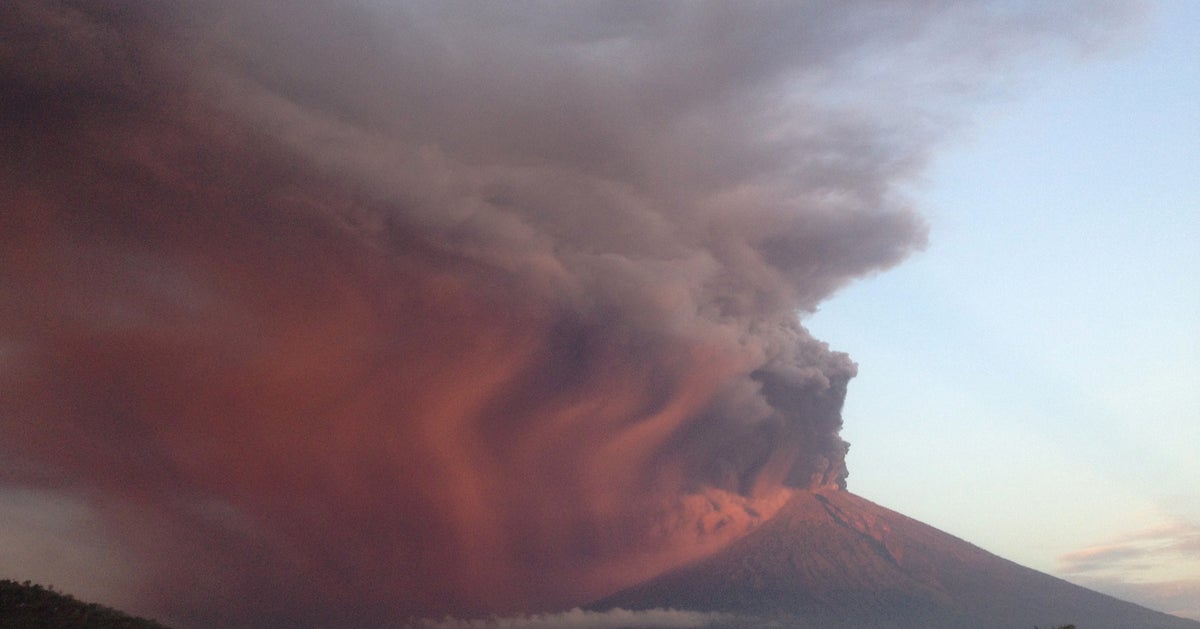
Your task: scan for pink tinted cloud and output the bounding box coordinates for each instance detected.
[1,1,1140,626]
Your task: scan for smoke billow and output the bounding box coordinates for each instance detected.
[0,1,1135,626]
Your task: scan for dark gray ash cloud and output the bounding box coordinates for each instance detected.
[0,0,1139,625]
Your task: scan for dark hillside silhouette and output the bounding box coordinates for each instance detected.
[0,579,168,629]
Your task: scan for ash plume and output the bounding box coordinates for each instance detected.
[0,1,1136,625]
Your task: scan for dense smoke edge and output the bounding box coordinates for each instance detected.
[0,0,1141,625]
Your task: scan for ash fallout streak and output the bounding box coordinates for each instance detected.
[0,1,1131,626]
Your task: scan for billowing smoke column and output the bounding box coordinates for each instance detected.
[0,1,1133,626]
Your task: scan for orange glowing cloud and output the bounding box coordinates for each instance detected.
[1,1,1099,625]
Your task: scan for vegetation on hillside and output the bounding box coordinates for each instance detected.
[0,579,169,628]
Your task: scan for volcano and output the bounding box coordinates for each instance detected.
[591,490,1198,629]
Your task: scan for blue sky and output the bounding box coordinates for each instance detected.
[806,0,1199,618]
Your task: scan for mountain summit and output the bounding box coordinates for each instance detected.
[592,490,1198,629]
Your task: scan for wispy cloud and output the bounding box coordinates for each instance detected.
[1059,521,1200,577]
[1059,521,1200,621]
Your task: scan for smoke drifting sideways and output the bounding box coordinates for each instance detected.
[416,607,745,629]
[0,1,1136,626]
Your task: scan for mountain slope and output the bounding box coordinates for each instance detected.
[591,490,1199,629]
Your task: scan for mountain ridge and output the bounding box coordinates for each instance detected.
[591,490,1199,629]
